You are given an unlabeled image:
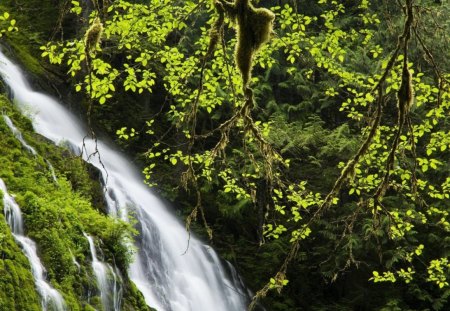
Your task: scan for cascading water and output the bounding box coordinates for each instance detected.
[84,232,122,311]
[0,178,66,311]
[2,114,37,155]
[0,51,250,310]
[69,249,81,271]
[46,160,59,184]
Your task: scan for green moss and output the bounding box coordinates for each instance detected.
[6,36,45,76]
[0,3,44,76]
[0,3,69,84]
[123,280,155,311]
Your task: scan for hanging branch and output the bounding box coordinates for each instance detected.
[50,0,72,41]
[183,1,281,237]
[182,2,226,239]
[320,90,384,209]
[320,0,415,210]
[81,15,110,186]
[374,0,414,202]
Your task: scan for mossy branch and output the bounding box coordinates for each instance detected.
[374,0,414,202]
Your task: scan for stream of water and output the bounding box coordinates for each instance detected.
[0,50,249,310]
[0,178,66,311]
[2,114,37,155]
[84,233,122,311]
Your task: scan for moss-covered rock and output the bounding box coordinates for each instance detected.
[0,215,41,311]
[0,95,150,310]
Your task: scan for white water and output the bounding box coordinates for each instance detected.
[69,249,81,271]
[46,160,59,184]
[0,178,66,311]
[0,51,249,310]
[2,114,37,155]
[84,233,122,311]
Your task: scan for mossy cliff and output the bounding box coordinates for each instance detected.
[0,95,150,310]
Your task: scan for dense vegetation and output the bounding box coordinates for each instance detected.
[1,0,449,310]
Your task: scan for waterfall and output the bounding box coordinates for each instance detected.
[0,51,249,310]
[0,178,66,311]
[84,233,122,311]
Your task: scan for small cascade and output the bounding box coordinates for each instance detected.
[69,249,81,271]
[2,114,37,155]
[46,160,59,184]
[84,233,122,311]
[0,178,66,311]
[226,261,253,298]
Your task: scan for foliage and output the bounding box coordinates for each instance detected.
[5,0,450,310]
[0,11,17,37]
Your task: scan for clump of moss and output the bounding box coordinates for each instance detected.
[84,17,103,55]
